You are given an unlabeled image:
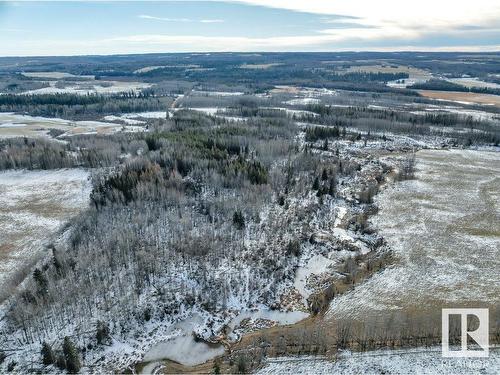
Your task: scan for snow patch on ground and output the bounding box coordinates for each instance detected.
[328,149,500,318]
[285,98,321,105]
[294,255,334,301]
[257,347,500,374]
[0,169,90,297]
[0,112,146,138]
[21,80,151,95]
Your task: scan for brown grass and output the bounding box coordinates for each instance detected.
[418,90,500,107]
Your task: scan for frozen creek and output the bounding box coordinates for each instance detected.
[329,149,500,317]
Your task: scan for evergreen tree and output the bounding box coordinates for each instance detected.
[63,337,81,373]
[41,342,56,366]
[96,321,111,345]
[232,210,245,230]
[33,268,48,296]
[55,354,66,370]
[321,168,328,181]
[312,176,320,190]
[328,178,337,196]
[278,195,285,206]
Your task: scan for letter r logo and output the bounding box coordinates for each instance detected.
[442,308,489,357]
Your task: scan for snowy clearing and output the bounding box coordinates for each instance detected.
[0,168,90,301]
[191,90,244,96]
[20,80,152,95]
[21,72,94,79]
[257,347,500,375]
[329,149,500,318]
[0,112,146,138]
[447,77,500,89]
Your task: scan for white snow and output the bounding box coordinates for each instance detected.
[142,313,225,366]
[21,80,151,95]
[257,347,500,374]
[0,112,145,138]
[21,72,94,79]
[328,149,500,318]
[447,77,500,89]
[143,335,225,366]
[294,255,334,301]
[268,107,318,117]
[228,309,309,331]
[285,98,321,105]
[191,90,244,96]
[122,111,168,119]
[0,169,90,297]
[103,115,146,125]
[334,206,347,228]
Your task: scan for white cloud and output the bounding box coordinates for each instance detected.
[217,0,500,41]
[2,1,499,55]
[138,14,224,23]
[200,19,224,23]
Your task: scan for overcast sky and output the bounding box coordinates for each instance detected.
[1,0,499,56]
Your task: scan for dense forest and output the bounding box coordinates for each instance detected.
[0,93,171,119]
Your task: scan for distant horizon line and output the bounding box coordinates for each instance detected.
[1,49,500,59]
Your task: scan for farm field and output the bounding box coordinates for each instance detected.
[329,149,500,319]
[418,90,500,107]
[0,169,90,301]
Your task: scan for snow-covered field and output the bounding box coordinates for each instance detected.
[21,72,94,79]
[0,112,145,138]
[19,80,151,95]
[191,90,245,96]
[0,169,90,301]
[103,111,168,124]
[257,347,500,375]
[329,149,500,318]
[410,105,500,122]
[270,86,337,97]
[447,77,500,89]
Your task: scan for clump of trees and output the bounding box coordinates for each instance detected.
[39,337,81,373]
[305,126,340,142]
[410,78,500,96]
[396,153,416,181]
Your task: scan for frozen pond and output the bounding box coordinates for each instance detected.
[143,335,225,367]
[142,308,308,368]
[329,149,500,317]
[142,313,225,367]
